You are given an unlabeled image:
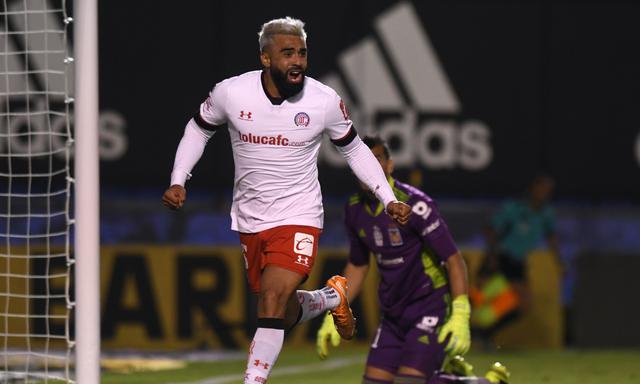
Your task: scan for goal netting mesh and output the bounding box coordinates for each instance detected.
[1,0,75,382]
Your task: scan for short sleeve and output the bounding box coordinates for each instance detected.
[324,92,353,142]
[344,206,370,266]
[195,80,230,129]
[409,197,458,263]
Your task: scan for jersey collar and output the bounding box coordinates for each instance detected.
[260,71,285,105]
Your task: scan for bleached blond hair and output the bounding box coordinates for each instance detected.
[258,17,307,52]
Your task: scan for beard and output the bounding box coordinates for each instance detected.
[270,66,305,98]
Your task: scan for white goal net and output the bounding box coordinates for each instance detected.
[1,0,75,382]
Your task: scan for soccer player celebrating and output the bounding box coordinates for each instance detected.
[162,18,410,384]
[316,137,510,384]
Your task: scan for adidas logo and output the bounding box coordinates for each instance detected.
[0,0,126,160]
[319,1,493,171]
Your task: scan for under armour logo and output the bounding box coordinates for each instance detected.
[296,255,309,266]
[239,110,253,120]
[254,359,269,370]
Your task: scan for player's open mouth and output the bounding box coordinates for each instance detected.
[287,69,303,83]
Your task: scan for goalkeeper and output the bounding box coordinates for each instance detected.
[316,137,509,384]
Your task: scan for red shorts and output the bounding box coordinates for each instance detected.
[239,225,321,294]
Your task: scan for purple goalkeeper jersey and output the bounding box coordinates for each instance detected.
[344,179,458,318]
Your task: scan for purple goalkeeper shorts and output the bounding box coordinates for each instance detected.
[366,289,448,377]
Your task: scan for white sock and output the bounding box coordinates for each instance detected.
[296,287,341,324]
[244,327,284,384]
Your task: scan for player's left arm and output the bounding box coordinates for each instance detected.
[445,251,469,300]
[440,258,471,356]
[323,95,410,223]
[411,198,471,355]
[439,250,471,354]
[440,256,471,356]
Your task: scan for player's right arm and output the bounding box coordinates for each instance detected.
[343,205,371,302]
[317,205,371,359]
[163,81,229,209]
[342,206,372,300]
[316,260,368,360]
[343,262,368,302]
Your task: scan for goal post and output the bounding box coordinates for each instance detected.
[0,0,100,382]
[73,0,100,381]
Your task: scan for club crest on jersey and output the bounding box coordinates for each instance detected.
[388,226,404,246]
[238,110,253,121]
[294,112,310,127]
[373,225,384,247]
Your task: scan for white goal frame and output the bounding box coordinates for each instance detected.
[73,0,100,382]
[1,0,100,382]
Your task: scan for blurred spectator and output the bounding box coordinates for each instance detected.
[471,174,563,342]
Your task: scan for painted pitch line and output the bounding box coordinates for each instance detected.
[172,356,363,384]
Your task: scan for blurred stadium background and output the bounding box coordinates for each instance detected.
[2,0,640,382]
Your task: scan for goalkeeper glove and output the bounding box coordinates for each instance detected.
[438,294,471,356]
[316,312,341,359]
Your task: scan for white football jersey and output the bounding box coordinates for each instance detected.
[199,70,353,233]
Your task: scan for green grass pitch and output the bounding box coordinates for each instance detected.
[101,344,640,384]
